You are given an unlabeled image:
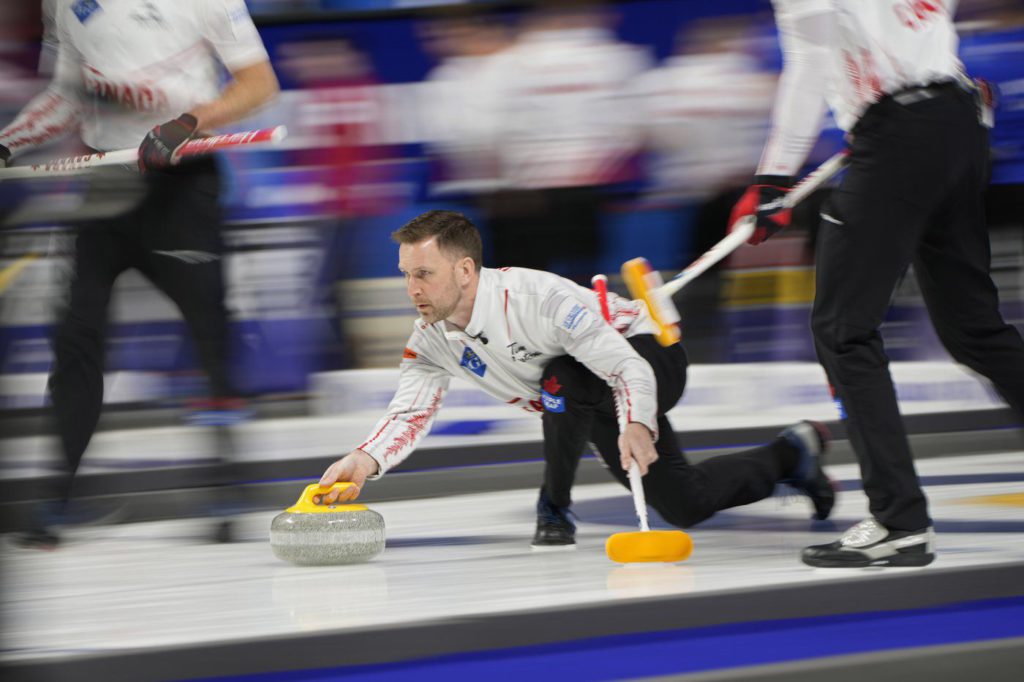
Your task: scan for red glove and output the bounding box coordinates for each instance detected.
[729,175,794,245]
[138,113,197,172]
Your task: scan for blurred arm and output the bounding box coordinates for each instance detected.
[0,22,83,158]
[756,0,833,176]
[189,0,280,131]
[188,60,279,132]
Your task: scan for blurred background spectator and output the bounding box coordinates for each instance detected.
[419,8,510,200]
[483,1,650,281]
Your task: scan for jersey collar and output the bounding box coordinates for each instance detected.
[443,267,494,341]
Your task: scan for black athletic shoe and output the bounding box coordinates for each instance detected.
[802,518,935,568]
[779,420,836,521]
[13,527,60,550]
[531,491,576,550]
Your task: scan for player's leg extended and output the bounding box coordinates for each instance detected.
[588,337,820,527]
[915,107,1024,417]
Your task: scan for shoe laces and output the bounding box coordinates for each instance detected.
[841,518,884,546]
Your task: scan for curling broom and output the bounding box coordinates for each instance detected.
[591,274,694,564]
[623,151,850,346]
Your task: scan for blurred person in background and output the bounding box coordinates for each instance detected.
[731,0,1024,567]
[635,16,775,360]
[958,0,1024,231]
[313,210,835,550]
[483,0,649,282]
[638,17,774,214]
[0,0,279,548]
[276,34,383,220]
[419,9,510,200]
[275,33,391,371]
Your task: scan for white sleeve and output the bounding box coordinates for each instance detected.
[0,14,83,156]
[757,0,834,176]
[357,336,452,477]
[197,0,270,72]
[541,287,659,438]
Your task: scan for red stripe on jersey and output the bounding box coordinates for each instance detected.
[504,289,510,336]
[359,418,395,452]
[609,371,633,424]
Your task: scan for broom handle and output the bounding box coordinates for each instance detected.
[592,274,651,533]
[0,126,287,180]
[629,462,650,532]
[660,150,849,299]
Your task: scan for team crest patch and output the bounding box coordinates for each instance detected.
[541,391,565,413]
[541,375,564,412]
[460,346,487,378]
[72,0,102,23]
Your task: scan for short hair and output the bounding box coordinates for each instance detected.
[392,210,483,271]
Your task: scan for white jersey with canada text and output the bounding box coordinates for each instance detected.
[0,0,268,155]
[759,0,963,175]
[358,267,663,477]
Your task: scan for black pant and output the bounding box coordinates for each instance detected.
[48,158,234,501]
[541,335,799,528]
[812,84,1024,531]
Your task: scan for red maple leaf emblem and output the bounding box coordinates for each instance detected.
[542,375,561,395]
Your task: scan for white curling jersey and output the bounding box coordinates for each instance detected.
[776,0,962,132]
[494,27,650,189]
[2,0,268,154]
[359,267,663,476]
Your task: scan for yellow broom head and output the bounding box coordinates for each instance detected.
[621,258,681,347]
[606,529,693,564]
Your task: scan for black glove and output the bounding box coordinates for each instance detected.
[0,143,11,168]
[138,113,197,172]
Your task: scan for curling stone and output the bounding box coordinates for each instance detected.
[270,483,385,566]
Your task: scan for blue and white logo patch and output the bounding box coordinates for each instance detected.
[72,0,102,23]
[541,391,565,413]
[460,346,487,378]
[561,304,590,336]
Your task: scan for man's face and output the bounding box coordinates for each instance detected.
[398,238,462,324]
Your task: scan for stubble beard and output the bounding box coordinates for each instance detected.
[418,289,457,325]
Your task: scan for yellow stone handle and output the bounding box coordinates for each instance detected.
[285,482,368,513]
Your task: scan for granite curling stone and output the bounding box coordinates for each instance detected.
[271,483,386,566]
